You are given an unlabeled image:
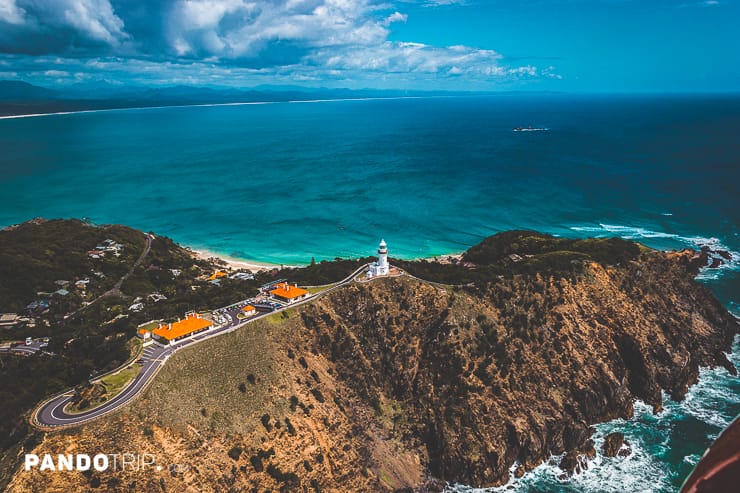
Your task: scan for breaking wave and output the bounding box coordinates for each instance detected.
[569,223,739,281]
[447,335,740,493]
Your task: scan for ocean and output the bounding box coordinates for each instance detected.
[0,93,738,491]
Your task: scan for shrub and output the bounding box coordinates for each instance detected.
[310,388,326,403]
[228,446,242,461]
[260,414,272,432]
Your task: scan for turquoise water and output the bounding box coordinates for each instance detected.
[1,95,738,265]
[1,94,738,491]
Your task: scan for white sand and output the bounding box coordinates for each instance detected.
[190,248,285,273]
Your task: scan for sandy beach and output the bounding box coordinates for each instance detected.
[190,247,464,274]
[189,248,284,273]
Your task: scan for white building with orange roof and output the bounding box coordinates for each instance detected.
[269,282,309,304]
[151,311,213,345]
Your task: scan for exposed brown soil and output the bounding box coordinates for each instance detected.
[6,249,738,492]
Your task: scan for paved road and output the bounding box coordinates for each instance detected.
[33,263,369,429]
[105,232,154,297]
[66,233,153,319]
[0,339,47,357]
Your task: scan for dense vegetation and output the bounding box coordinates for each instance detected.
[0,220,644,488]
[0,219,145,312]
[0,220,371,464]
[274,257,373,286]
[463,230,641,266]
[396,230,641,285]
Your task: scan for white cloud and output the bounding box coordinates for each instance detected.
[507,65,536,77]
[542,65,562,79]
[383,11,407,26]
[174,0,253,30]
[1,0,129,46]
[60,0,128,45]
[167,0,390,58]
[160,0,532,83]
[0,0,26,24]
[421,0,468,6]
[311,41,507,77]
[1,1,559,89]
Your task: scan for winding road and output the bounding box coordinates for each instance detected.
[65,233,153,320]
[32,263,370,429]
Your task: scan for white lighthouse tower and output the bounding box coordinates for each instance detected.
[377,239,389,273]
[367,239,390,278]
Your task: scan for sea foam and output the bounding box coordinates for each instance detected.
[447,335,740,493]
[569,223,739,281]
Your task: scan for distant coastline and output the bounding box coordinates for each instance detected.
[0,80,493,119]
[0,95,436,120]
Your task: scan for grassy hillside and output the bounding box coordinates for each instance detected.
[0,219,373,489]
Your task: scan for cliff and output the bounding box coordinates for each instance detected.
[6,238,738,492]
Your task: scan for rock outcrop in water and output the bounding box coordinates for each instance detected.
[601,432,630,458]
[6,233,738,492]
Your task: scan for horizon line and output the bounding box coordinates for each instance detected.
[3,91,740,121]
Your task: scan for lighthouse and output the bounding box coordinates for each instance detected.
[377,239,389,273]
[367,239,390,278]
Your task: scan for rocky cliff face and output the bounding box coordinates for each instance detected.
[7,249,737,492]
[298,250,736,486]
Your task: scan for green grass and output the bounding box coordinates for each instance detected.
[66,363,142,414]
[100,364,141,393]
[264,312,283,324]
[307,284,335,295]
[378,468,400,489]
[264,307,295,324]
[137,321,161,331]
[135,317,293,436]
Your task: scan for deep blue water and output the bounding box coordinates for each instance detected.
[0,94,738,491]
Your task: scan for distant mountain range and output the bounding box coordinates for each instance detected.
[0,80,60,101]
[0,80,474,117]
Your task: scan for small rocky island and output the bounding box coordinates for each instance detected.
[2,224,737,492]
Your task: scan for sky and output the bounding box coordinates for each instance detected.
[0,0,738,92]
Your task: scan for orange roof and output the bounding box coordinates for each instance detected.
[137,328,148,335]
[152,313,213,341]
[270,282,308,300]
[207,271,228,281]
[242,305,256,312]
